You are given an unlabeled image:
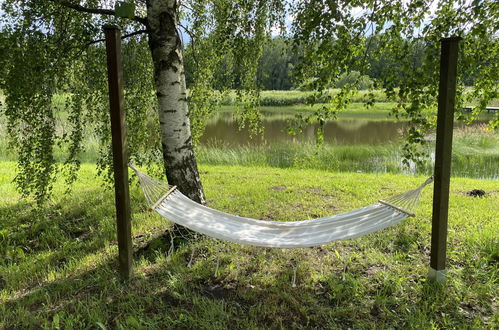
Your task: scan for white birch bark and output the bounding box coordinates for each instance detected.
[146,0,205,204]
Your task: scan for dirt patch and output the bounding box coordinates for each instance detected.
[69,229,88,239]
[305,187,324,194]
[304,187,336,199]
[365,265,385,276]
[370,304,381,317]
[314,247,329,258]
[271,185,287,192]
[161,292,183,306]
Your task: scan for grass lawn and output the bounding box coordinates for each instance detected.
[0,162,497,328]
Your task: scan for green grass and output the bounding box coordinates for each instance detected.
[1,162,497,328]
[219,102,397,119]
[220,89,498,107]
[220,102,499,122]
[217,89,392,106]
[198,142,402,171]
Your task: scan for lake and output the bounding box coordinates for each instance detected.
[201,111,480,146]
[198,110,498,180]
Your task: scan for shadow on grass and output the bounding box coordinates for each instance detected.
[3,241,460,329]
[0,190,488,329]
[0,187,118,291]
[0,254,338,328]
[1,233,477,330]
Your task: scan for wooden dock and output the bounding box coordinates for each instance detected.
[462,106,499,113]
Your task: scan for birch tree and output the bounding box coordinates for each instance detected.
[0,0,284,205]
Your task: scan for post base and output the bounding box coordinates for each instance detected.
[428,268,447,283]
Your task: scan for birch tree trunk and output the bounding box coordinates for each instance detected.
[146,0,205,204]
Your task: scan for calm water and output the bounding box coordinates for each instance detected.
[202,111,408,146]
[200,111,498,179]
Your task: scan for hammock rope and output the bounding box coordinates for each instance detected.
[130,165,433,248]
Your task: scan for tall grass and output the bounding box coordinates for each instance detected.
[219,89,392,106]
[1,93,497,179]
[197,128,499,179]
[218,102,397,119]
[197,142,399,172]
[1,118,498,179]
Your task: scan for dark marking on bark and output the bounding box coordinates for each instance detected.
[174,146,190,153]
[178,97,188,102]
[163,110,177,113]
[169,136,193,154]
[171,81,180,85]
[163,152,205,204]
[158,60,169,71]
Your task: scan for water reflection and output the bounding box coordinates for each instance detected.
[199,111,498,179]
[201,111,408,146]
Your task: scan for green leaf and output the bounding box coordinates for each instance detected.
[52,313,60,329]
[115,1,135,19]
[95,322,107,330]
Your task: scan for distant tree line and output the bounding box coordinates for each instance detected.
[184,37,299,90]
[184,36,479,90]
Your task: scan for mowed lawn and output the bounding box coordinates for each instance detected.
[0,162,497,328]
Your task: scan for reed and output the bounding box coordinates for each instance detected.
[196,133,499,179]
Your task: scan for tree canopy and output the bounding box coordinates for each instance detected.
[0,0,497,204]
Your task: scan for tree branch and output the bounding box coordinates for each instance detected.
[87,29,149,46]
[178,22,199,67]
[48,0,148,25]
[177,22,195,41]
[179,2,195,12]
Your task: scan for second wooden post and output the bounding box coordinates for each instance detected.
[429,37,461,283]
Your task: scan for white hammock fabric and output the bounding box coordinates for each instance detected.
[131,166,433,248]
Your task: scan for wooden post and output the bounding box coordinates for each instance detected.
[429,37,461,283]
[104,25,133,279]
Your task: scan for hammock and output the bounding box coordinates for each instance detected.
[131,165,433,248]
